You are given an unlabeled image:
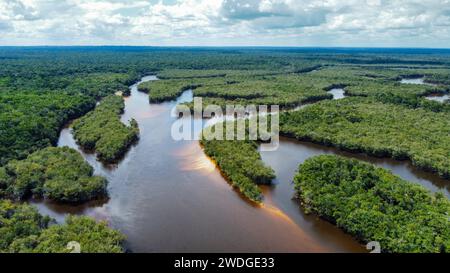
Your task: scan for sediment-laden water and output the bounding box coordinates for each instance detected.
[32,76,448,253]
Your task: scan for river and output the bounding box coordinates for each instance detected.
[327,88,346,100]
[401,77,450,102]
[31,77,448,253]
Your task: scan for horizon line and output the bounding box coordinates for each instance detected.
[1,45,450,50]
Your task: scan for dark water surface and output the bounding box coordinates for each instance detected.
[32,76,448,253]
[259,138,450,242]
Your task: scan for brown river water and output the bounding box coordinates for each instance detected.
[31,76,449,253]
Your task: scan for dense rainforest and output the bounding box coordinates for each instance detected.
[72,95,140,163]
[279,98,450,178]
[1,46,449,166]
[0,147,107,203]
[201,122,275,202]
[140,73,333,109]
[294,155,449,253]
[0,92,95,165]
[0,200,124,253]
[138,65,450,115]
[1,47,450,253]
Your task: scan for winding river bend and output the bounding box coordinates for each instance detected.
[32,77,448,253]
[401,77,450,102]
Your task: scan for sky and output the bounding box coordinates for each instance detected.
[0,0,450,47]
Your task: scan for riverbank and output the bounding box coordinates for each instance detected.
[31,72,449,253]
[32,76,368,252]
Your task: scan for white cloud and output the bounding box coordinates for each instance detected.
[0,0,449,47]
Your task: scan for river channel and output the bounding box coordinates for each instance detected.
[31,76,448,253]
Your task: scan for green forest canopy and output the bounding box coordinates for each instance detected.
[0,200,124,253]
[72,95,140,163]
[0,47,449,253]
[0,92,95,165]
[0,147,107,203]
[280,97,450,178]
[200,121,276,202]
[294,155,450,253]
[1,47,449,166]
